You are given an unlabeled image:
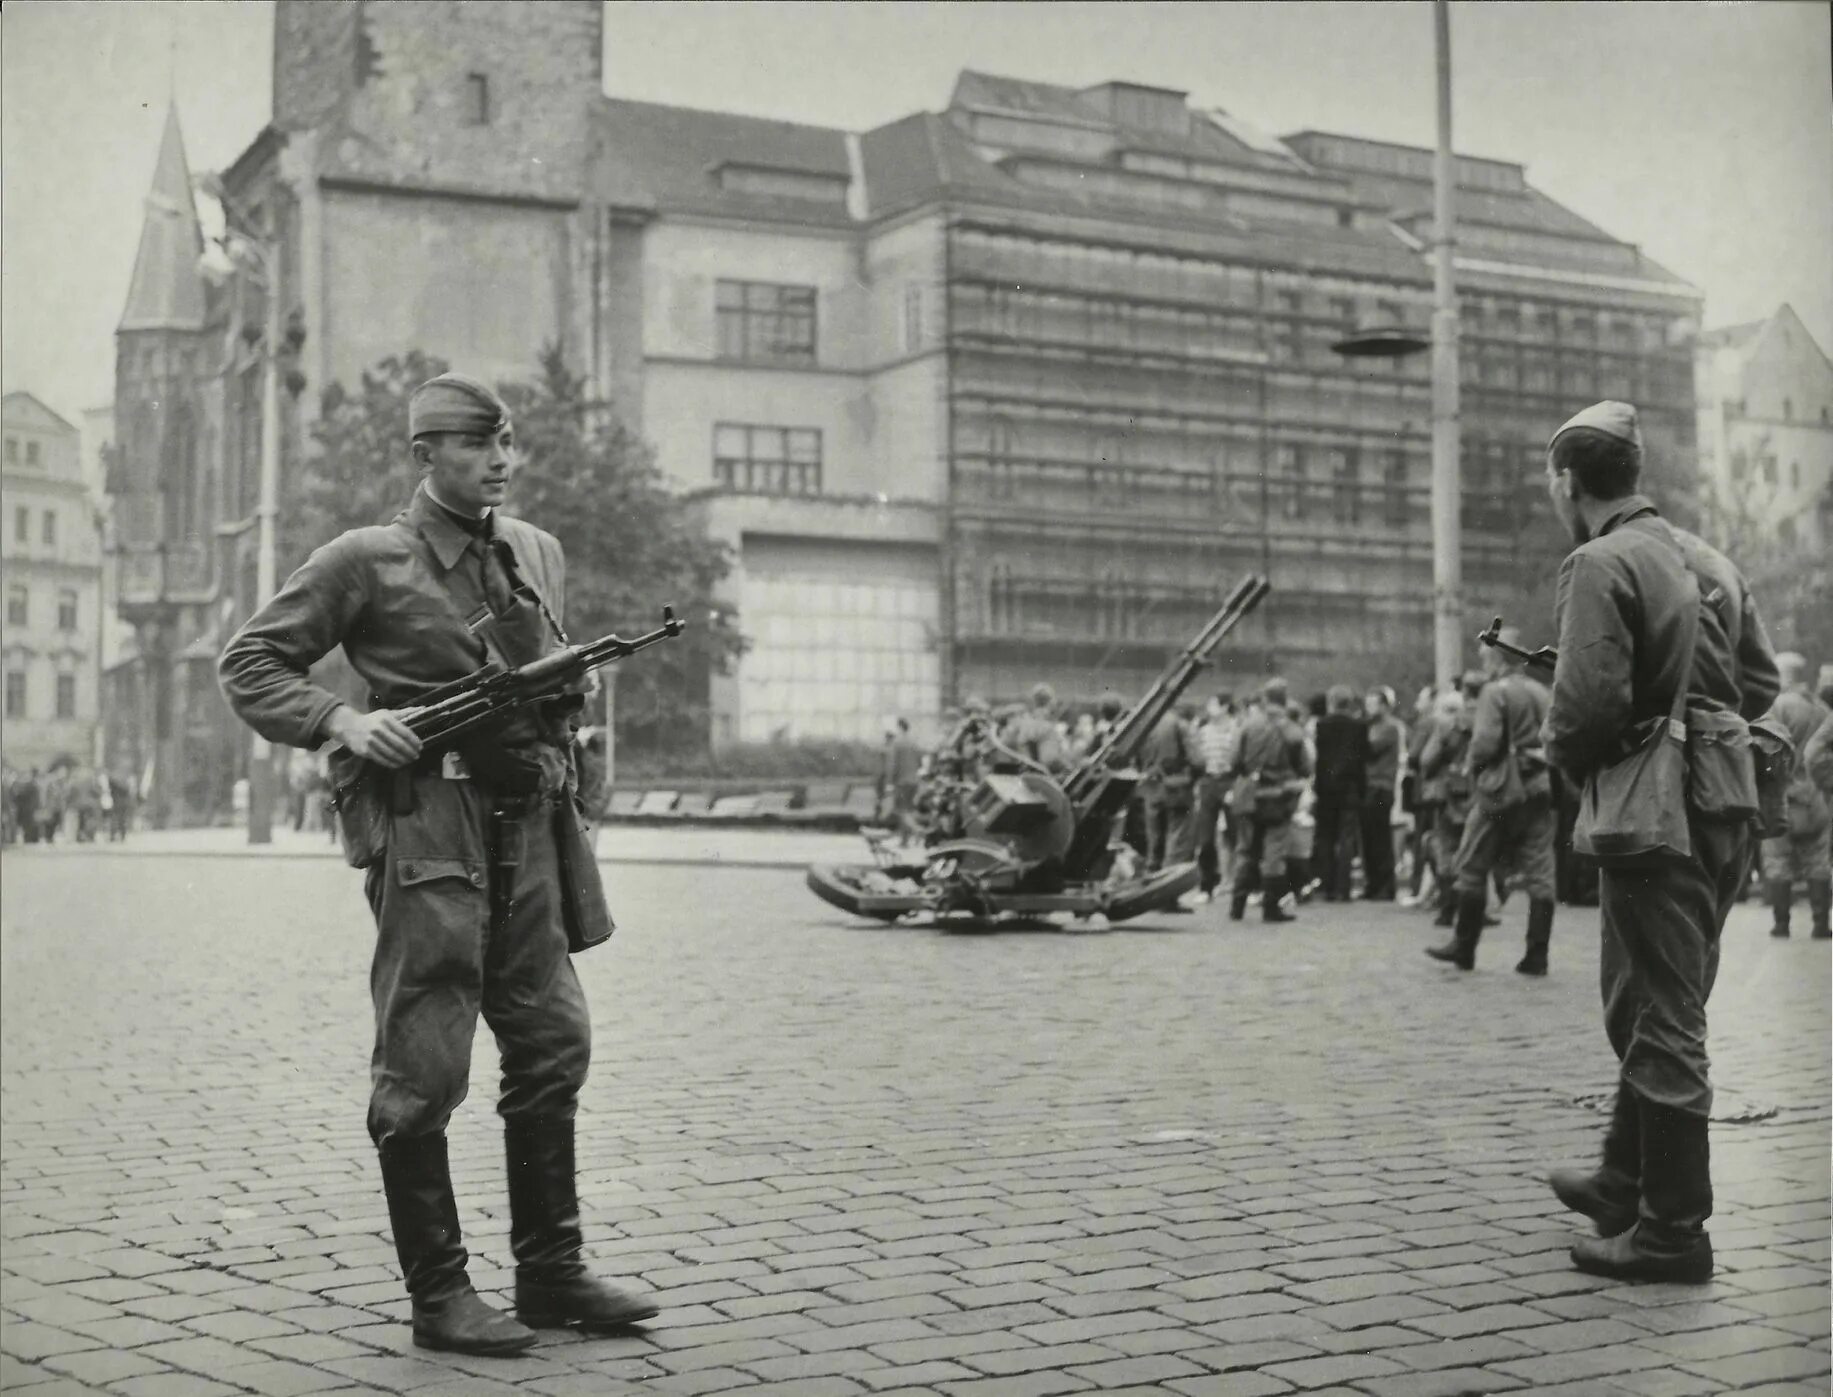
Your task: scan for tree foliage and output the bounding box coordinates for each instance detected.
[1696,463,1833,665]
[285,347,746,753]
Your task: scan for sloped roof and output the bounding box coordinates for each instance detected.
[1697,318,1766,350]
[119,106,207,333]
[591,97,854,227]
[952,70,1303,172]
[2,391,78,435]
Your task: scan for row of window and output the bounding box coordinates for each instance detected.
[4,437,43,468]
[1730,452,1809,491]
[13,505,59,546]
[3,670,79,721]
[6,585,81,631]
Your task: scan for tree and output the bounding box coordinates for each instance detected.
[1696,458,1833,666]
[499,348,745,752]
[284,347,746,755]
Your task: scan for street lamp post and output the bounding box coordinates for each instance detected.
[245,246,282,845]
[1428,0,1462,687]
[202,174,284,844]
[1331,1,1460,688]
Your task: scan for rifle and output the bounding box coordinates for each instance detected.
[1476,615,1557,672]
[397,607,686,748]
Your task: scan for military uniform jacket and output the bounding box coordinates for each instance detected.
[1544,495,1779,785]
[1768,687,1833,832]
[220,483,568,747]
[1470,674,1552,803]
[1232,711,1313,789]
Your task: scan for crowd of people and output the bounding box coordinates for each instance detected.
[876,643,1833,962]
[1,763,136,844]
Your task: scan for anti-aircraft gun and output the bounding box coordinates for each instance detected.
[806,574,1270,926]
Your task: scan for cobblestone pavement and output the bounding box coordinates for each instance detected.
[3,848,1828,1397]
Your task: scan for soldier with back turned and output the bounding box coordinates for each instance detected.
[1536,400,1779,1284]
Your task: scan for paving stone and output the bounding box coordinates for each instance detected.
[2,861,1825,1397]
[1259,1351,1406,1388]
[1165,1375,1297,1397]
[1678,1346,1832,1387]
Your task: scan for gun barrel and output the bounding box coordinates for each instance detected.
[1067,574,1269,799]
[401,607,688,749]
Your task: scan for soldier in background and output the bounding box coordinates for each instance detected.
[1002,683,1067,771]
[1427,638,1557,974]
[1138,700,1202,873]
[1539,400,1778,1284]
[1757,653,1831,938]
[1227,678,1311,922]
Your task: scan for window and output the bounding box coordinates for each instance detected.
[1330,297,1356,327]
[13,506,26,542]
[464,73,490,125]
[1783,397,1793,421]
[1762,456,1778,485]
[25,441,39,467]
[1384,451,1409,528]
[1278,444,1306,519]
[42,510,56,546]
[903,284,924,353]
[57,590,77,632]
[4,672,24,719]
[713,423,822,495]
[716,280,817,365]
[6,585,25,627]
[56,674,76,720]
[1790,461,1801,490]
[4,438,15,463]
[1329,447,1360,524]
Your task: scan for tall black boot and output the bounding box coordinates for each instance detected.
[1516,898,1554,976]
[1808,878,1831,939]
[1571,1099,1713,1283]
[1432,873,1457,928]
[378,1134,536,1355]
[1549,1088,1639,1236]
[1261,873,1295,923]
[507,1117,658,1330]
[1767,877,1793,937]
[1425,891,1484,970]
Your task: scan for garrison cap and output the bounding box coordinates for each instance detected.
[1549,400,1642,453]
[408,373,510,440]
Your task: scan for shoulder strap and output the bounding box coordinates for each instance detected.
[1657,522,1703,728]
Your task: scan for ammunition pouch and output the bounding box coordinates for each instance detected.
[1684,709,1762,826]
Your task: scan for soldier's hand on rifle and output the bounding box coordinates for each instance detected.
[325,705,424,769]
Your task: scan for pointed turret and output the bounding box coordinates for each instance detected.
[118,106,206,333]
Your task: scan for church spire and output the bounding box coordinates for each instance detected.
[118,105,206,333]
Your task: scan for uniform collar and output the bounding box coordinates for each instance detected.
[1594,492,1659,538]
[405,481,490,571]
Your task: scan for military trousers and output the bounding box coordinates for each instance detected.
[1599,820,1751,1117]
[362,777,591,1145]
[1241,812,1296,881]
[1453,793,1556,902]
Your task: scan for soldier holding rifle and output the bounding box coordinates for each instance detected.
[219,375,657,1354]
[1535,400,1778,1284]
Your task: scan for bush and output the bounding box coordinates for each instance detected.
[614,738,882,783]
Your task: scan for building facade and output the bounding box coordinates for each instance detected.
[1696,304,1833,558]
[2,392,106,773]
[110,3,1707,814]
